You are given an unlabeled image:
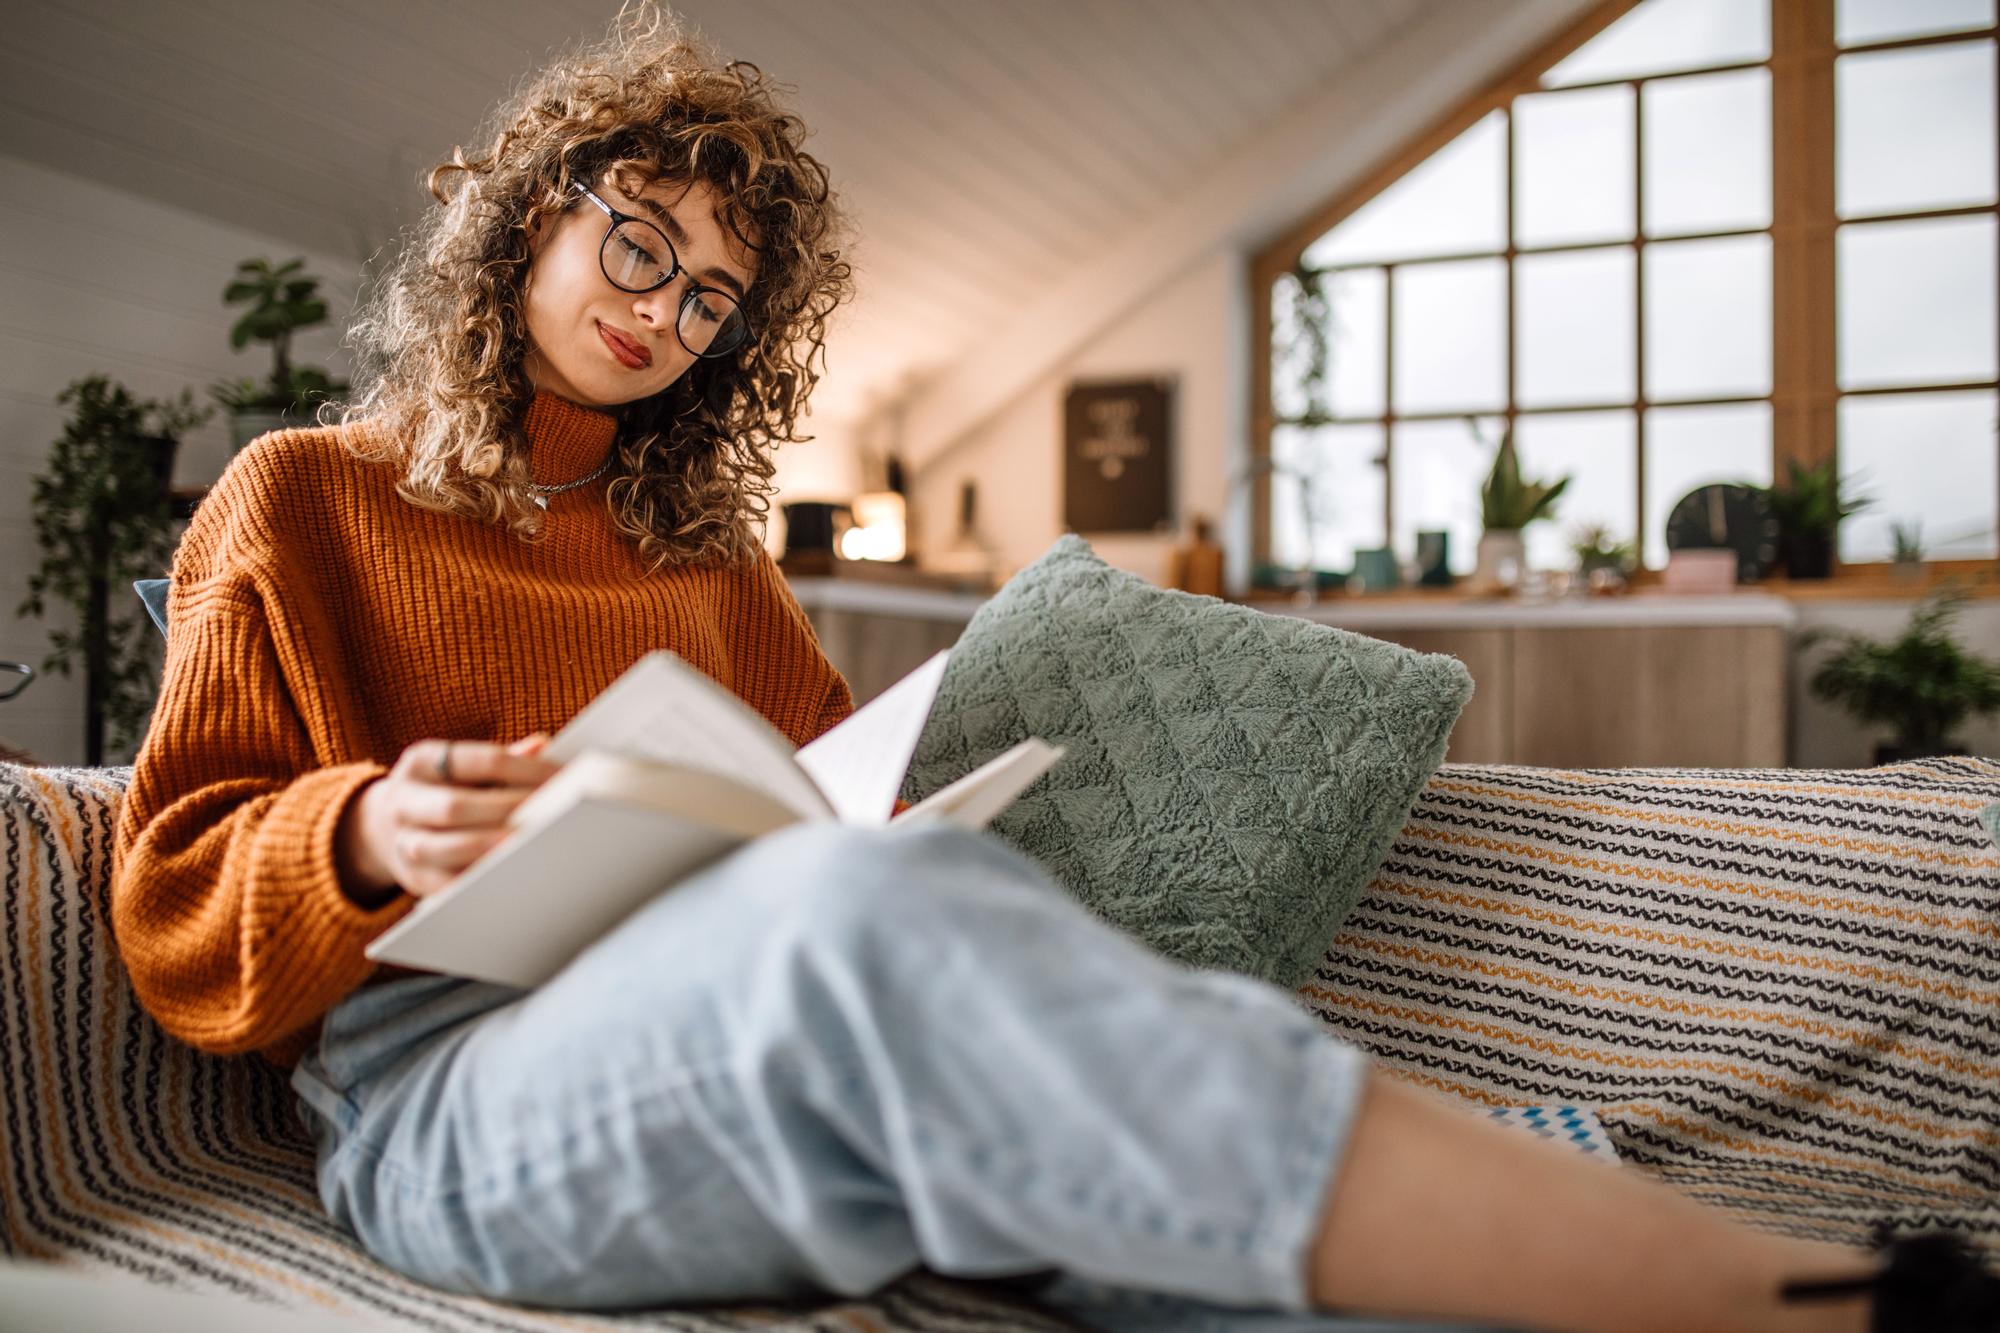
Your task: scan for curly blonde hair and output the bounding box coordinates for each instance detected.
[333,0,853,571]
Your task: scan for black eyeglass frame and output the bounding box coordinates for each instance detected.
[568,181,751,360]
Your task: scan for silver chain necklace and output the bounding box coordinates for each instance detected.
[530,454,615,510]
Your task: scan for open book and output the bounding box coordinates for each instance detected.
[365,651,1062,988]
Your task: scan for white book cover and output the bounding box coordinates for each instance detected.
[366,650,1062,988]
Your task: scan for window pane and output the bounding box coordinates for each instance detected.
[1515,87,1635,247]
[1393,259,1507,413]
[1326,268,1387,418]
[1838,0,1994,47]
[1392,417,1500,576]
[1305,112,1506,266]
[1838,43,1997,218]
[1271,267,1386,420]
[1643,403,1773,568]
[1643,69,1771,236]
[1513,411,1638,572]
[1839,391,1999,561]
[1271,424,1385,571]
[1839,215,1997,388]
[1645,235,1772,400]
[1517,249,1636,408]
[1543,0,1769,88]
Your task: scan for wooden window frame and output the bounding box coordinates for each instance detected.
[1249,0,2000,588]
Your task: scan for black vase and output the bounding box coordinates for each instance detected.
[1781,532,1833,580]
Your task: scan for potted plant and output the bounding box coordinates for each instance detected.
[1570,523,1639,593]
[1805,587,2000,763]
[1472,421,1569,594]
[16,375,213,764]
[210,257,347,453]
[1890,519,1926,585]
[1758,458,1872,580]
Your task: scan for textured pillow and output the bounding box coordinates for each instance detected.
[904,535,1472,988]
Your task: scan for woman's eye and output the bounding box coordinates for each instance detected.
[617,236,658,265]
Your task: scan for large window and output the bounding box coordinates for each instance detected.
[1255,0,1999,577]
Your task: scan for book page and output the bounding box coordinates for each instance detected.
[509,749,802,841]
[794,650,951,825]
[544,651,831,819]
[366,798,748,987]
[890,738,1065,831]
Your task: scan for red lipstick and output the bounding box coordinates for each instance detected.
[598,321,651,369]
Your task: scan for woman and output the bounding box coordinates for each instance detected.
[108,6,1985,1330]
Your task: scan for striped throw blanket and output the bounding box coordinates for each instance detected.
[1309,759,2000,1260]
[3,758,1995,1330]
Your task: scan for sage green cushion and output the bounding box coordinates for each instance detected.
[904,535,1473,988]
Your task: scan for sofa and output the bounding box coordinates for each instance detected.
[2,755,1996,1331]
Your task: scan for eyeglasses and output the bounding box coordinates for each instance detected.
[568,182,751,359]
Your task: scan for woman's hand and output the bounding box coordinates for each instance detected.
[337,734,562,906]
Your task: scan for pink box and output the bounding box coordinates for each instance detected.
[1660,548,1739,592]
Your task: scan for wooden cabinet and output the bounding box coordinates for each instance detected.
[805,606,966,706]
[1363,623,1789,767]
[793,580,1795,769]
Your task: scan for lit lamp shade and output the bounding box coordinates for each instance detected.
[839,491,907,562]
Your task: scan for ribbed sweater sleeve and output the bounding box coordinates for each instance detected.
[111,576,406,1058]
[745,550,853,744]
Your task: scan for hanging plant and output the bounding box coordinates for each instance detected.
[1283,258,1335,424]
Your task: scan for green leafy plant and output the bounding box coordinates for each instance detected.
[16,375,212,763]
[209,257,347,418]
[1805,587,2000,757]
[1570,523,1639,575]
[1759,458,1874,540]
[1891,519,1924,564]
[1478,423,1570,530]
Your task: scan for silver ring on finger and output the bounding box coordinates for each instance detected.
[436,740,452,784]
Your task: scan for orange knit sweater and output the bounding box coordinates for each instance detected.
[110,390,853,1068]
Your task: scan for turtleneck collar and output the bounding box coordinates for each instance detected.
[523,388,619,486]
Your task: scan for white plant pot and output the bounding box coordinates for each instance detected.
[1471,529,1526,594]
[228,409,289,455]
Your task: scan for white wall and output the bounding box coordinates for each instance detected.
[1,153,359,767]
[908,249,1239,587]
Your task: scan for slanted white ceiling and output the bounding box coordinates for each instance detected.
[2,0,1466,428]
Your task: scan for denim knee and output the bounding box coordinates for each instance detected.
[718,821,1058,954]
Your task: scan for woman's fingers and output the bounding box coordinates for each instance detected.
[375,735,562,897]
[392,737,562,789]
[446,740,560,787]
[405,783,541,830]
[397,823,511,871]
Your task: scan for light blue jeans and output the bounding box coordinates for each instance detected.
[293,823,1513,1332]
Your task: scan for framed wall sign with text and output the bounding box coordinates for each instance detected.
[1063,378,1173,534]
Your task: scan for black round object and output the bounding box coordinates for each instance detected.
[1664,482,1780,582]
